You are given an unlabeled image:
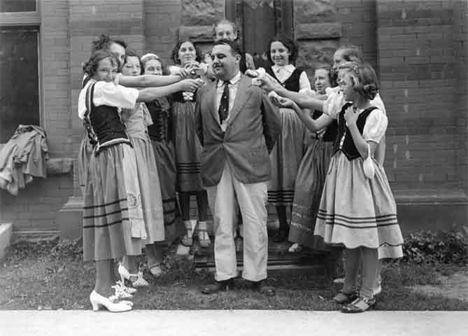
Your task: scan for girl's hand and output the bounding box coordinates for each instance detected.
[268,92,294,108]
[258,73,282,92]
[344,105,358,126]
[179,78,204,92]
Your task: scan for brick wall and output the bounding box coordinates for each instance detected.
[337,0,378,70]
[41,0,71,157]
[376,0,465,196]
[144,0,182,65]
[0,176,73,239]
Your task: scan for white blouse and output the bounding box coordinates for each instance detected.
[271,64,311,91]
[78,80,139,120]
[323,87,387,119]
[345,106,388,143]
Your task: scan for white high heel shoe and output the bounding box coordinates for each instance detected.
[89,291,132,313]
[118,263,149,287]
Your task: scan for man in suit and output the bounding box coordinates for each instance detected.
[196,39,281,295]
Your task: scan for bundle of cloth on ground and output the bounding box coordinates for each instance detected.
[0,124,49,195]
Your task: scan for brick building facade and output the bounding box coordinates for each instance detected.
[0,0,466,240]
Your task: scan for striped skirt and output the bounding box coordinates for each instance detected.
[289,139,334,249]
[268,108,305,206]
[314,151,404,259]
[172,101,203,193]
[83,143,146,262]
[151,139,184,244]
[130,136,165,244]
[77,134,93,197]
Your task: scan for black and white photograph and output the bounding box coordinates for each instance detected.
[0,0,466,335]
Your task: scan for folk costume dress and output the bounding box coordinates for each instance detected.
[78,79,146,261]
[121,102,165,245]
[170,66,204,194]
[266,64,311,206]
[289,102,338,249]
[146,98,182,243]
[314,103,403,259]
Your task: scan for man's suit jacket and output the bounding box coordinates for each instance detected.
[196,74,281,188]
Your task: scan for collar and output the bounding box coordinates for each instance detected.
[272,64,295,74]
[217,71,241,87]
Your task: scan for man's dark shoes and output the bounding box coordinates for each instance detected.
[251,279,276,296]
[200,279,235,295]
[272,229,288,243]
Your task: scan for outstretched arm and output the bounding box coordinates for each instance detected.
[136,79,203,102]
[118,74,184,88]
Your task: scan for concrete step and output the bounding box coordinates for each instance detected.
[0,222,13,260]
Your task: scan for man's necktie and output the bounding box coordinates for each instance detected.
[218,81,230,123]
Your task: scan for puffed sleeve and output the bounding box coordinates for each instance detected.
[323,86,344,119]
[299,71,312,91]
[93,81,138,109]
[370,93,387,115]
[363,109,388,143]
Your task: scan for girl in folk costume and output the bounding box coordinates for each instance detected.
[78,34,191,196]
[169,40,211,248]
[78,35,127,196]
[263,36,311,242]
[80,50,202,312]
[141,53,180,277]
[274,63,403,313]
[288,66,338,253]
[116,50,164,285]
[258,44,387,294]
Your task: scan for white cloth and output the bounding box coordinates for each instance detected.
[362,109,388,143]
[78,80,139,120]
[271,64,311,91]
[206,164,268,282]
[323,87,387,119]
[215,71,241,131]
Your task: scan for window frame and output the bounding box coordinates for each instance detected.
[0,0,42,143]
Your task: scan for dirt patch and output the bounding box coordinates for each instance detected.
[409,270,468,302]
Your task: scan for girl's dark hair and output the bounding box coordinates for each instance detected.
[170,39,203,65]
[124,49,143,75]
[266,35,298,65]
[340,62,379,100]
[82,50,119,78]
[91,34,127,53]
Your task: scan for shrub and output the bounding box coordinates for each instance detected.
[402,226,468,265]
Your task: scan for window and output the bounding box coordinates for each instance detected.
[0,0,40,142]
[0,0,37,13]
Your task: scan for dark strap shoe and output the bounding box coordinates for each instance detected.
[200,279,235,295]
[251,279,276,296]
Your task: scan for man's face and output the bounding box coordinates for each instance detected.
[211,44,239,80]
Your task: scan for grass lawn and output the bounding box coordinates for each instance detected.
[0,238,467,311]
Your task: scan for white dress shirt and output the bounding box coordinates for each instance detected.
[215,71,242,131]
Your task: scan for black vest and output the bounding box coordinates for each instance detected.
[333,102,377,160]
[147,97,173,143]
[266,66,303,92]
[312,110,338,142]
[87,83,129,152]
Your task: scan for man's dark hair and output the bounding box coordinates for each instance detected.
[213,39,242,57]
